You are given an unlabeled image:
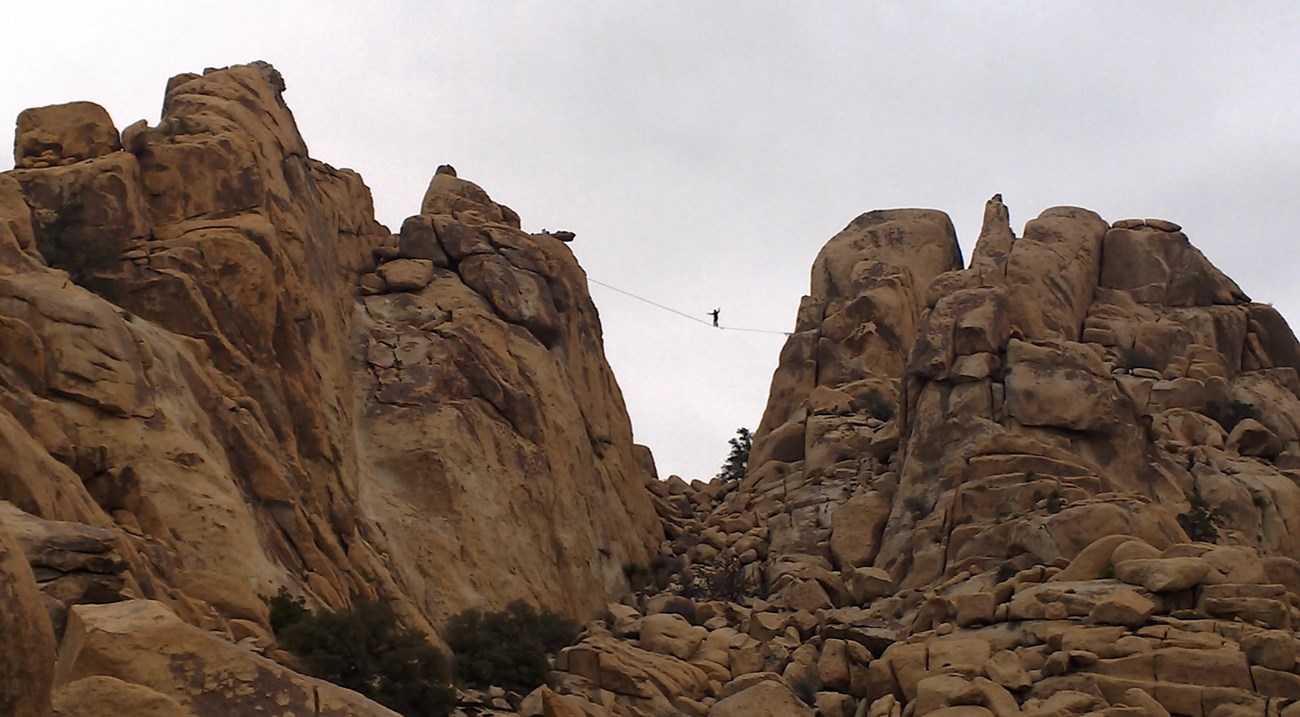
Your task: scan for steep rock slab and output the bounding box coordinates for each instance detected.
[737,210,961,563]
[1002,206,1108,342]
[357,172,660,625]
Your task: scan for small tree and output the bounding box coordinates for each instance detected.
[717,428,753,482]
[271,597,455,717]
[445,600,577,695]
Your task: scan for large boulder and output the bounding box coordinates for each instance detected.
[15,102,121,168]
[708,679,813,717]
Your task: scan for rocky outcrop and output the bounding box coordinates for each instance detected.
[656,194,1300,715]
[10,61,1300,717]
[0,62,659,711]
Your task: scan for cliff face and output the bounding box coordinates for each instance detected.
[0,62,660,709]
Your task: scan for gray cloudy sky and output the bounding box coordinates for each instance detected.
[4,2,1299,481]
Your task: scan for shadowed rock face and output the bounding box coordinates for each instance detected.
[0,62,660,712]
[740,194,1300,593]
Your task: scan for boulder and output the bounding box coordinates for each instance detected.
[830,492,891,568]
[15,101,121,168]
[1240,630,1297,671]
[1088,588,1155,628]
[708,678,813,717]
[52,675,199,717]
[1114,557,1210,592]
[55,600,401,716]
[1227,418,1284,457]
[376,258,434,292]
[639,613,707,661]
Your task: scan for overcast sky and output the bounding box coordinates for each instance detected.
[4,2,1299,481]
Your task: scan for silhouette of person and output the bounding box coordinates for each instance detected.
[708,308,721,327]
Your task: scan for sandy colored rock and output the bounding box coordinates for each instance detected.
[1089,588,1155,628]
[639,613,707,661]
[914,673,981,714]
[1005,338,1122,431]
[708,678,813,717]
[0,514,56,717]
[953,591,996,627]
[1100,224,1247,306]
[844,565,895,605]
[53,675,199,717]
[376,257,434,291]
[1240,629,1297,671]
[0,64,674,717]
[1051,533,1136,583]
[1114,557,1210,592]
[1226,417,1284,457]
[830,492,891,568]
[56,600,399,716]
[1115,687,1172,717]
[15,101,122,168]
[983,650,1031,691]
[1004,206,1109,342]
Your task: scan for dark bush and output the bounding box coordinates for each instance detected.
[1178,493,1226,543]
[271,596,454,717]
[445,600,577,694]
[623,562,653,591]
[705,557,749,602]
[863,388,896,422]
[1117,345,1160,371]
[1203,399,1255,432]
[717,428,752,482]
[1045,489,1065,514]
[268,587,310,634]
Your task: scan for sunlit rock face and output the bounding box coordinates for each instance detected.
[0,61,660,711]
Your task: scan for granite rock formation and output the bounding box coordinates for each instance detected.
[636,196,1300,716]
[7,60,1300,717]
[0,62,659,713]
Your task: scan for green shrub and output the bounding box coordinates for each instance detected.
[1045,489,1065,514]
[1178,493,1227,543]
[705,557,748,602]
[1117,345,1159,371]
[623,561,654,591]
[267,587,309,634]
[863,388,896,422]
[445,600,577,694]
[271,595,454,717]
[716,428,752,482]
[1203,400,1256,432]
